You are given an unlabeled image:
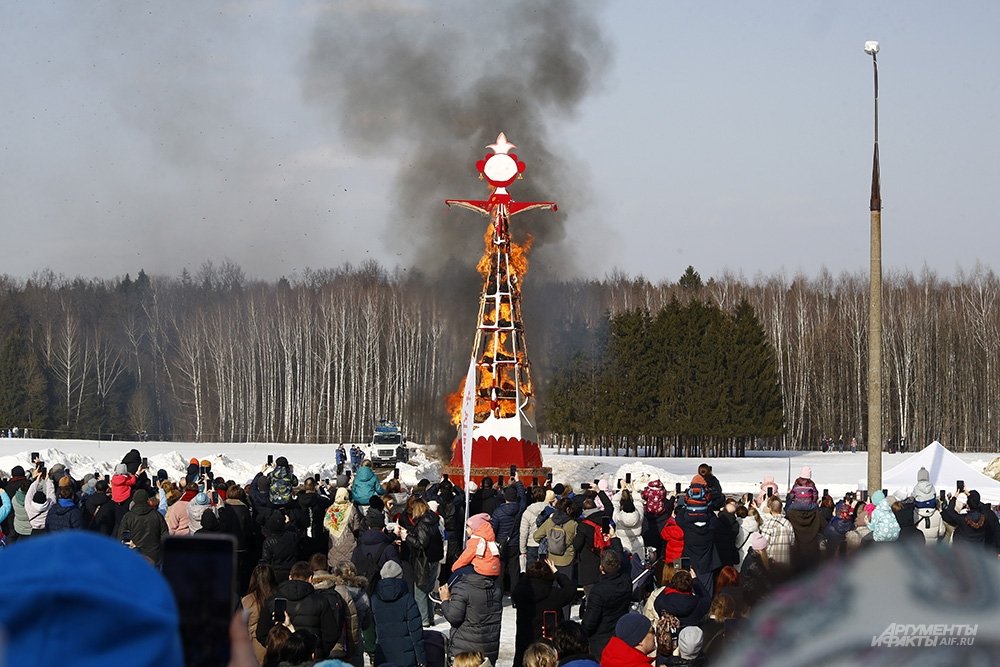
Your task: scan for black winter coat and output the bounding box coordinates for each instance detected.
[676,510,722,576]
[575,512,606,587]
[442,572,503,664]
[219,500,258,552]
[402,511,441,590]
[942,500,989,545]
[45,501,83,532]
[352,528,401,581]
[122,449,142,475]
[371,577,425,667]
[511,571,576,666]
[491,484,527,550]
[118,501,168,564]
[262,527,300,581]
[713,511,740,567]
[470,487,501,517]
[297,492,332,559]
[83,492,116,535]
[257,579,340,656]
[580,542,632,657]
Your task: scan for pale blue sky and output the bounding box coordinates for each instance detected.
[1,1,997,283]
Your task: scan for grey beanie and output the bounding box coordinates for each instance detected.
[114,464,128,475]
[678,626,704,659]
[380,560,403,580]
[917,467,929,483]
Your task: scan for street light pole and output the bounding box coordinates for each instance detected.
[865,41,882,494]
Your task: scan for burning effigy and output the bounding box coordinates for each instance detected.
[442,133,555,487]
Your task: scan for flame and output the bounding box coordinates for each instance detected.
[446,207,536,429]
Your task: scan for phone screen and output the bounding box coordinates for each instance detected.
[497,474,505,487]
[767,487,773,497]
[273,597,287,624]
[161,535,237,667]
[625,473,631,485]
[510,464,516,477]
[267,454,274,466]
[393,468,400,479]
[680,556,690,570]
[601,516,611,532]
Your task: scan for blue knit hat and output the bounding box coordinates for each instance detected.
[0,532,183,663]
[615,612,652,647]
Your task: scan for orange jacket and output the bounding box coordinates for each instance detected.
[451,521,501,576]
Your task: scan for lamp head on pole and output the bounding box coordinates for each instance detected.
[864,41,880,56]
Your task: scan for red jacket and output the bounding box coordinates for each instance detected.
[660,517,685,563]
[110,474,136,504]
[600,637,653,667]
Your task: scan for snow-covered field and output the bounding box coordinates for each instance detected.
[4,437,1000,666]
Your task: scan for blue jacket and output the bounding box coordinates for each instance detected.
[371,577,425,667]
[491,482,527,549]
[351,467,385,506]
[45,499,83,532]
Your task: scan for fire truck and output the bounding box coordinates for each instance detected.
[369,419,408,468]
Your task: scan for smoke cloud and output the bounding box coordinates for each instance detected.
[301,0,612,278]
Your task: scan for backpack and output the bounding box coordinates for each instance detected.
[836,502,854,523]
[361,542,390,595]
[424,516,445,563]
[790,484,818,507]
[269,467,293,506]
[546,523,568,556]
[325,589,349,656]
[581,519,610,553]
[686,481,709,512]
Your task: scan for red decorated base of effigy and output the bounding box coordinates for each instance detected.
[442,435,551,488]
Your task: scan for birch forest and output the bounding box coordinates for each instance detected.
[1,261,999,453]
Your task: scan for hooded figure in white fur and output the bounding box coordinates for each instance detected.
[911,467,945,543]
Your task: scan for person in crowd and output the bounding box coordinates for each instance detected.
[942,490,990,546]
[867,490,901,543]
[599,612,655,667]
[758,497,794,570]
[218,484,258,593]
[441,553,503,665]
[653,568,710,629]
[453,650,491,667]
[844,507,873,552]
[533,497,580,616]
[167,482,197,535]
[262,511,300,582]
[262,624,293,667]
[352,509,401,585]
[242,563,279,664]
[326,486,363,567]
[523,641,559,667]
[11,471,33,540]
[111,461,143,530]
[822,492,856,557]
[665,627,704,667]
[521,486,556,568]
[45,484,83,532]
[2,466,28,544]
[733,504,759,570]
[328,560,374,667]
[613,488,645,559]
[492,478,528,593]
[512,558,577,666]
[576,498,613,596]
[298,477,332,560]
[785,470,827,566]
[310,554,361,664]
[892,497,925,544]
[187,491,212,534]
[371,559,426,667]
[26,469,56,538]
[739,532,771,606]
[697,464,724,512]
[713,498,740,570]
[118,489,168,564]
[675,476,721,597]
[470,476,502,516]
[256,560,341,657]
[350,461,384,507]
[452,512,502,582]
[400,494,444,626]
[640,478,671,555]
[912,468,946,543]
[755,477,780,506]
[554,620,601,667]
[698,590,737,660]
[581,545,632,658]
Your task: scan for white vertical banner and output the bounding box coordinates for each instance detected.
[460,356,477,544]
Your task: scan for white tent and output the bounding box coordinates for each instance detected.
[882,440,1000,504]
